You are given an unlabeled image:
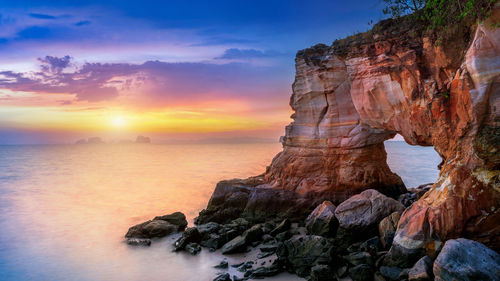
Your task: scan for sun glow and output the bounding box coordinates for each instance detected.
[111,116,126,128]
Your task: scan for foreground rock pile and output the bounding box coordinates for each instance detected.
[125,179,500,281]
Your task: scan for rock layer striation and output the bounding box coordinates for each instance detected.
[266,8,500,257]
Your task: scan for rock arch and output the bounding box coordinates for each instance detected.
[265,11,500,258]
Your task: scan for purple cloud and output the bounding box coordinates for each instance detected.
[0,56,289,103]
[38,55,72,73]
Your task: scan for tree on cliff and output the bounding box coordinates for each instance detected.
[383,0,496,29]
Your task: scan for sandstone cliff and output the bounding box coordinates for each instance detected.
[265,5,500,260]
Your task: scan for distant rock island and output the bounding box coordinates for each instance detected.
[75,136,151,144]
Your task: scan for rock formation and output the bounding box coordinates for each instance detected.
[265,5,500,260]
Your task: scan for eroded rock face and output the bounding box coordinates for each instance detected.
[265,7,500,258]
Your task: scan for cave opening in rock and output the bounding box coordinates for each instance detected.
[384,134,442,189]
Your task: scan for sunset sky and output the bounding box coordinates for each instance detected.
[0,0,385,144]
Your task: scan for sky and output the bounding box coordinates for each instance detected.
[0,0,386,144]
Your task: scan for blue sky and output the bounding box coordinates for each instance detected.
[0,0,387,144]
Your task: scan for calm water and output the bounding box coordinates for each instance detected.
[0,141,440,281]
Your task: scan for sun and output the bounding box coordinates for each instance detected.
[111,116,126,128]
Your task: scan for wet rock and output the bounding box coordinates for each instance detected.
[270,219,291,236]
[408,255,432,281]
[197,222,220,238]
[343,252,373,267]
[221,235,246,254]
[243,224,263,243]
[433,238,500,281]
[200,233,223,250]
[277,235,333,277]
[360,237,382,254]
[195,178,326,224]
[185,242,201,255]
[126,220,178,239]
[349,264,373,281]
[305,201,338,237]
[214,260,228,269]
[275,230,293,242]
[125,212,187,239]
[152,212,188,230]
[126,238,151,246]
[248,262,281,278]
[213,273,231,281]
[335,190,404,235]
[378,212,400,249]
[173,227,202,251]
[310,264,334,281]
[379,266,402,280]
[262,234,273,242]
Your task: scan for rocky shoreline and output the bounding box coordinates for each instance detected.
[124,178,500,281]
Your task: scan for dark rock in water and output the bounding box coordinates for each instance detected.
[248,262,281,278]
[231,262,244,268]
[310,264,333,281]
[126,238,151,246]
[408,255,433,281]
[126,220,177,239]
[343,252,373,267]
[214,260,228,269]
[260,245,278,252]
[433,238,500,281]
[200,233,223,251]
[195,177,329,224]
[262,234,273,242]
[380,266,402,280]
[277,235,333,277]
[275,230,293,242]
[378,212,400,249]
[153,212,188,230]
[237,261,254,272]
[221,235,246,254]
[185,242,201,255]
[335,190,404,243]
[125,211,187,239]
[197,222,220,239]
[135,135,151,143]
[257,251,274,259]
[243,224,263,243]
[349,264,373,281]
[212,273,231,281]
[174,227,202,251]
[270,219,291,236]
[305,201,338,237]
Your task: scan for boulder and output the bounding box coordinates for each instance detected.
[125,220,177,239]
[195,178,328,224]
[378,212,400,249]
[349,264,373,281]
[408,255,433,281]
[221,235,246,254]
[305,201,338,237]
[310,264,334,281]
[343,252,373,267]
[125,211,187,239]
[173,227,201,251]
[433,238,500,281]
[335,190,404,232]
[213,260,228,269]
[277,235,333,277]
[270,219,291,236]
[379,266,402,280]
[185,243,201,255]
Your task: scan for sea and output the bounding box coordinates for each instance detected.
[0,141,441,281]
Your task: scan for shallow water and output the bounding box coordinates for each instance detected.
[0,141,441,281]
